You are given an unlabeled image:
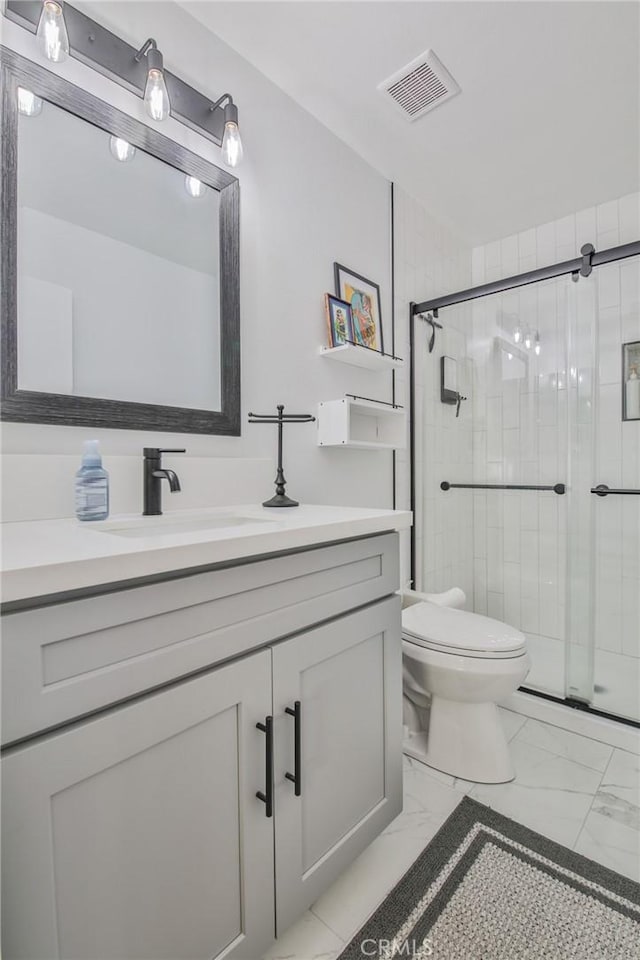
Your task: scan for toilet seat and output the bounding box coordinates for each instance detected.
[402,602,526,660]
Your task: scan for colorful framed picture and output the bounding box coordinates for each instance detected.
[334,263,384,353]
[324,294,353,347]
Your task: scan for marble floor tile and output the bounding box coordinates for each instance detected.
[513,717,614,772]
[469,738,603,847]
[591,790,640,832]
[574,808,640,883]
[599,748,640,809]
[267,718,637,960]
[310,761,463,943]
[263,910,344,960]
[498,706,527,741]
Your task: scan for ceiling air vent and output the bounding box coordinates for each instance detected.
[378,49,461,122]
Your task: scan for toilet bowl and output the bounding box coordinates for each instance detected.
[401,591,529,784]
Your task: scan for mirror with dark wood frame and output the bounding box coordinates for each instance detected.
[0,48,240,435]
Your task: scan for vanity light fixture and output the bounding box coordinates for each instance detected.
[7,2,246,157]
[17,87,43,117]
[184,176,207,198]
[513,326,522,345]
[524,330,532,350]
[109,136,136,163]
[135,39,171,122]
[210,94,244,167]
[36,0,69,63]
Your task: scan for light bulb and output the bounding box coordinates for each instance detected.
[109,136,136,163]
[524,331,532,350]
[222,121,243,167]
[36,0,69,63]
[534,333,541,356]
[513,327,522,344]
[144,68,170,121]
[17,87,43,117]
[185,176,207,198]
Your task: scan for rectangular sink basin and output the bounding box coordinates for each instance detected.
[95,514,276,538]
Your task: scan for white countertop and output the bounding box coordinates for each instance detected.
[1,504,411,605]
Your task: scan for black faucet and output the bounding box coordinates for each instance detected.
[143,448,185,516]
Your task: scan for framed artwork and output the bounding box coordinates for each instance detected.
[334,263,384,353]
[623,341,640,421]
[324,294,353,347]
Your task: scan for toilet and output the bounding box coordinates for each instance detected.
[401,589,530,784]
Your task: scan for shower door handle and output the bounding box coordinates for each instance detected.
[591,484,640,497]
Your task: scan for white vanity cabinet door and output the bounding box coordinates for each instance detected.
[1,651,275,960]
[272,597,403,932]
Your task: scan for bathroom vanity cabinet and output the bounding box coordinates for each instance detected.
[1,532,402,960]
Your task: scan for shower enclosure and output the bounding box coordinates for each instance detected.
[410,239,640,725]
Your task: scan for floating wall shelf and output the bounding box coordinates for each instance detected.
[319,343,404,372]
[317,397,406,450]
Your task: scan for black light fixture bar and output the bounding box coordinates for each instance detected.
[412,240,640,316]
[5,0,227,143]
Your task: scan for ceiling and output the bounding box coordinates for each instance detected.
[183,1,640,245]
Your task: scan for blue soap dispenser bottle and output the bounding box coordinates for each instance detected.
[75,440,109,521]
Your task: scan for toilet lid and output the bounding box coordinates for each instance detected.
[402,602,526,656]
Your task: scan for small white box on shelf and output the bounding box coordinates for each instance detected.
[317,397,406,450]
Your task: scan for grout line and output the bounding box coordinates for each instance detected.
[511,720,615,774]
[308,908,347,945]
[571,740,616,851]
[592,746,615,796]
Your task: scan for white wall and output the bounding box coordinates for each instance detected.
[392,186,472,591]
[1,2,394,517]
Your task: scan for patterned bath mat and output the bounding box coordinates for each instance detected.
[338,797,640,960]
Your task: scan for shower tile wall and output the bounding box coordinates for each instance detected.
[471,192,640,717]
[393,186,472,595]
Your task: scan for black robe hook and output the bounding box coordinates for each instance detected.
[419,309,443,353]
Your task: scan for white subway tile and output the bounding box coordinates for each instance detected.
[596,200,619,246]
[618,193,640,244]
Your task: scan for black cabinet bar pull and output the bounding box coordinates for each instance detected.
[284,701,302,797]
[441,481,565,495]
[591,484,640,497]
[255,716,273,818]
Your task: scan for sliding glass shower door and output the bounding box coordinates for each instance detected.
[567,255,640,722]
[415,252,640,723]
[468,275,571,699]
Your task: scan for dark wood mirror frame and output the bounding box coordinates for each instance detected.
[0,47,241,435]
